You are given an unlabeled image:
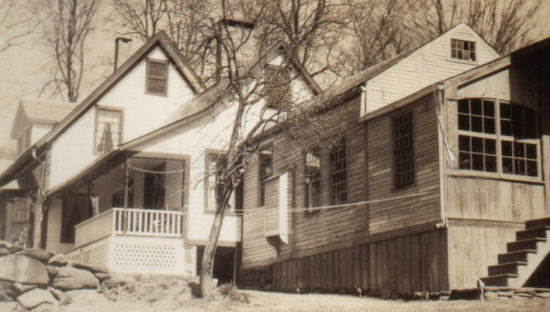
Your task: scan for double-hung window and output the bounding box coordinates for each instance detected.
[205,153,224,213]
[457,98,539,178]
[259,148,273,207]
[304,148,321,212]
[393,111,415,188]
[330,139,347,205]
[95,108,122,154]
[146,59,168,95]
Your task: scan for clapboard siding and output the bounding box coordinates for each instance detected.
[367,96,441,234]
[242,92,442,272]
[364,23,499,115]
[272,229,448,293]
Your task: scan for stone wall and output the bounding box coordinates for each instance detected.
[0,240,112,311]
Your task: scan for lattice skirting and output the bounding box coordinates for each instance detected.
[66,236,189,276]
[109,236,187,275]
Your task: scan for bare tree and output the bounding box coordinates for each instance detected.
[30,0,100,102]
[197,0,347,298]
[340,0,411,74]
[0,0,34,54]
[407,0,541,54]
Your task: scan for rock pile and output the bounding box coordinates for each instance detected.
[0,240,111,311]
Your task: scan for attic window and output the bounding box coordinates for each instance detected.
[146,59,168,95]
[95,108,122,154]
[451,39,476,62]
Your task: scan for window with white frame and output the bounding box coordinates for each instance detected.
[205,153,224,213]
[451,39,476,62]
[457,98,539,178]
[304,148,321,212]
[95,108,122,154]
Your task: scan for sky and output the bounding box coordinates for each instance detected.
[1,0,550,160]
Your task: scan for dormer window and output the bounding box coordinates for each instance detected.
[146,59,168,95]
[451,39,476,62]
[95,107,122,154]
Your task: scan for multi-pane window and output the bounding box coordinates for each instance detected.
[146,60,168,95]
[458,98,497,172]
[259,148,273,207]
[95,108,122,154]
[304,149,321,212]
[206,153,224,213]
[330,139,347,205]
[457,98,539,178]
[393,111,415,188]
[264,65,291,109]
[451,39,476,62]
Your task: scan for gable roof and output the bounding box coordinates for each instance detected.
[20,98,75,123]
[0,31,206,186]
[119,41,322,151]
[10,98,75,138]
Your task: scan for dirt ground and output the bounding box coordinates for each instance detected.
[59,275,550,312]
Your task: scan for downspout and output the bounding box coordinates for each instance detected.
[435,83,449,230]
[31,148,48,249]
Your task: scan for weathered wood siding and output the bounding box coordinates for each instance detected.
[367,96,441,234]
[272,229,448,293]
[242,93,443,282]
[447,221,521,289]
[444,67,548,222]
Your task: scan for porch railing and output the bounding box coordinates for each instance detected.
[112,208,184,237]
[74,208,184,248]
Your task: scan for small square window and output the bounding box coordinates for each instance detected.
[451,39,476,62]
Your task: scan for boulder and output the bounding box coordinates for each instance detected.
[94,272,111,282]
[14,282,36,294]
[46,265,59,279]
[16,249,53,263]
[31,302,56,312]
[72,262,108,274]
[0,281,17,301]
[16,288,57,310]
[48,254,68,266]
[0,240,13,249]
[0,301,18,311]
[47,287,65,302]
[0,254,49,286]
[52,266,99,291]
[0,247,9,256]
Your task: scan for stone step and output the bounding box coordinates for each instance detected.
[526,217,550,230]
[516,226,550,241]
[481,274,518,287]
[498,250,537,263]
[488,261,527,276]
[507,238,546,252]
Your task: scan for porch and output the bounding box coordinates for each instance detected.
[66,207,187,275]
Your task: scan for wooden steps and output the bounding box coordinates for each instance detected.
[481,218,550,288]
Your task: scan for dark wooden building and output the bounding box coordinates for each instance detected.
[238,31,550,294]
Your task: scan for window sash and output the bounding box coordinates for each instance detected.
[330,139,347,205]
[95,108,122,154]
[393,111,414,188]
[259,148,273,207]
[455,98,540,179]
[146,60,168,95]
